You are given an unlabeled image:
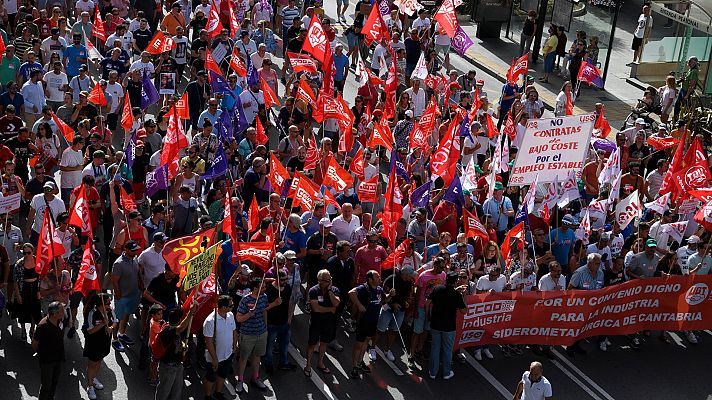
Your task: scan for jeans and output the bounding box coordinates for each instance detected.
[264,323,290,367]
[519,34,534,56]
[155,362,183,400]
[39,361,62,400]
[429,330,455,377]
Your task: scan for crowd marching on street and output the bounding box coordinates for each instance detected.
[0,0,708,399]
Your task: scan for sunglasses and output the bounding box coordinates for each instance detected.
[23,251,32,255]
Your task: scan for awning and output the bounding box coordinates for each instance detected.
[650,1,712,34]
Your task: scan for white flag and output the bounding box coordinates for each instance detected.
[411,52,428,81]
[523,173,539,213]
[644,192,670,215]
[542,177,559,210]
[356,60,369,88]
[491,135,502,173]
[394,0,424,16]
[607,170,622,207]
[575,209,591,244]
[85,35,102,60]
[587,198,607,221]
[487,167,496,200]
[557,170,580,208]
[661,221,688,244]
[598,147,620,187]
[615,190,642,230]
[500,135,510,173]
[461,155,479,191]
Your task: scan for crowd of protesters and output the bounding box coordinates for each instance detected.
[0,0,708,400]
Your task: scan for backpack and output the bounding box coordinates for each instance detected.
[149,322,170,360]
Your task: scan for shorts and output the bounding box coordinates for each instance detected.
[239,332,268,359]
[632,36,644,51]
[377,307,405,333]
[347,34,359,49]
[114,296,140,320]
[308,314,336,345]
[336,0,347,6]
[204,354,234,382]
[355,316,377,342]
[435,44,451,55]
[413,307,430,334]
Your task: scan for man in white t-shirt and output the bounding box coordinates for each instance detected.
[104,71,124,130]
[43,61,69,110]
[138,232,169,287]
[202,295,237,400]
[59,137,86,204]
[41,28,68,62]
[513,362,553,400]
[411,9,431,35]
[27,181,67,243]
[586,233,612,269]
[433,22,451,71]
[631,5,652,64]
[370,38,389,76]
[404,79,426,117]
[129,51,155,75]
[75,0,95,17]
[474,266,507,360]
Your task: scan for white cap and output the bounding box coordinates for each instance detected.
[319,217,332,227]
[688,235,701,244]
[405,110,414,118]
[635,117,647,125]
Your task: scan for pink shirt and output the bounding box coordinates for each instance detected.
[416,269,445,308]
[354,245,388,284]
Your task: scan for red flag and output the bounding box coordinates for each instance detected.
[349,148,365,180]
[163,227,217,274]
[647,136,679,151]
[323,156,355,192]
[369,121,394,151]
[468,86,480,122]
[502,110,516,141]
[92,6,106,41]
[357,175,378,202]
[247,196,260,233]
[565,93,574,116]
[335,94,355,134]
[287,52,318,74]
[235,241,274,271]
[433,0,459,37]
[227,0,239,36]
[688,189,712,204]
[51,112,74,142]
[121,92,133,132]
[228,45,247,76]
[174,92,190,120]
[430,115,459,179]
[146,31,176,55]
[304,134,319,170]
[321,187,341,210]
[659,128,687,198]
[383,59,398,121]
[87,82,107,107]
[500,221,525,271]
[0,33,5,54]
[222,190,240,262]
[268,153,290,195]
[594,105,612,137]
[181,273,218,334]
[541,203,551,224]
[35,209,65,276]
[296,79,318,109]
[409,100,439,150]
[576,60,604,88]
[362,4,390,45]
[255,117,268,145]
[205,48,223,76]
[73,236,101,297]
[694,200,712,232]
[302,19,330,65]
[160,112,189,179]
[506,54,528,83]
[381,239,412,270]
[206,2,224,39]
[69,185,92,234]
[463,208,488,241]
[120,186,137,211]
[485,113,499,138]
[261,78,280,108]
[288,172,320,210]
[672,163,712,194]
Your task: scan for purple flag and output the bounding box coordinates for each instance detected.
[410,181,431,209]
[514,202,530,227]
[390,149,410,183]
[459,113,474,142]
[232,95,250,136]
[451,26,474,56]
[442,175,464,212]
[210,70,234,97]
[378,0,390,16]
[124,130,136,168]
[200,143,228,180]
[246,57,259,86]
[591,137,617,153]
[216,108,232,142]
[140,71,159,109]
[146,164,168,197]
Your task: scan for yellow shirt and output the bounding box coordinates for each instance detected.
[542,35,558,54]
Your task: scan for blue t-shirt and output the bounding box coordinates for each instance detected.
[499,83,520,112]
[482,196,513,232]
[334,54,349,81]
[237,293,268,335]
[547,227,575,266]
[19,62,43,82]
[64,44,88,77]
[281,229,306,255]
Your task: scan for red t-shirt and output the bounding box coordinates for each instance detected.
[354,245,388,284]
[476,174,503,204]
[433,202,457,241]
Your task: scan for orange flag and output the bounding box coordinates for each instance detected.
[162,227,217,274]
[92,5,106,41]
[228,45,247,76]
[248,196,260,233]
[120,186,137,211]
[121,92,133,132]
[261,78,280,108]
[255,117,268,145]
[174,92,190,120]
[51,112,74,142]
[87,82,107,107]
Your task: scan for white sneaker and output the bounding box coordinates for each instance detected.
[483,349,494,359]
[443,371,455,380]
[369,348,377,361]
[87,386,97,400]
[92,378,104,390]
[599,341,607,352]
[385,350,395,361]
[474,349,482,361]
[686,331,698,344]
[605,338,612,346]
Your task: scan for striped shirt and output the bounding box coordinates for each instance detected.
[281,6,301,29]
[237,293,268,335]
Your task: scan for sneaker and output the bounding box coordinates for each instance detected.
[252,378,268,390]
[443,371,454,380]
[385,350,395,362]
[235,380,244,393]
[599,341,607,352]
[87,386,97,400]
[686,331,698,344]
[92,378,104,390]
[456,351,466,363]
[428,373,436,379]
[605,338,612,346]
[474,349,482,361]
[369,348,377,361]
[358,361,371,373]
[118,334,135,345]
[112,340,126,352]
[483,349,494,359]
[67,326,76,339]
[632,337,640,347]
[329,340,344,352]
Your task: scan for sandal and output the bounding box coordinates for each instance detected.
[316,365,331,374]
[303,367,312,378]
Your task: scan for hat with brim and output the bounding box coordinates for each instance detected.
[646,239,657,247]
[493,182,504,190]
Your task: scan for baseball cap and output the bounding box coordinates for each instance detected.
[51,27,60,34]
[635,118,647,125]
[562,214,576,225]
[153,232,169,242]
[43,181,57,191]
[688,235,701,244]
[319,217,332,227]
[676,120,686,127]
[658,123,668,131]
[493,182,504,190]
[125,240,140,251]
[240,264,252,275]
[600,232,610,241]
[445,271,459,285]
[401,266,416,277]
[462,189,470,196]
[646,239,657,247]
[284,250,297,259]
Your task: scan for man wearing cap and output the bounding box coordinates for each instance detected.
[171,185,199,237]
[626,239,660,280]
[68,64,93,104]
[677,235,700,271]
[620,117,647,147]
[111,240,142,352]
[138,232,169,296]
[547,214,576,269]
[306,217,338,288]
[82,150,108,188]
[25,180,64,246]
[161,2,186,36]
[482,182,514,243]
[235,276,270,392]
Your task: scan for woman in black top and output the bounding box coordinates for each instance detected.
[568,40,587,96]
[13,243,41,341]
[84,294,116,398]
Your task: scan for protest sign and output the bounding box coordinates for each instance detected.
[182,241,222,290]
[456,276,712,347]
[0,193,21,213]
[509,114,596,186]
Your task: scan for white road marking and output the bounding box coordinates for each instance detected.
[552,349,616,400]
[288,344,341,400]
[461,350,514,399]
[668,332,687,348]
[704,329,712,336]
[551,359,604,400]
[374,346,405,376]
